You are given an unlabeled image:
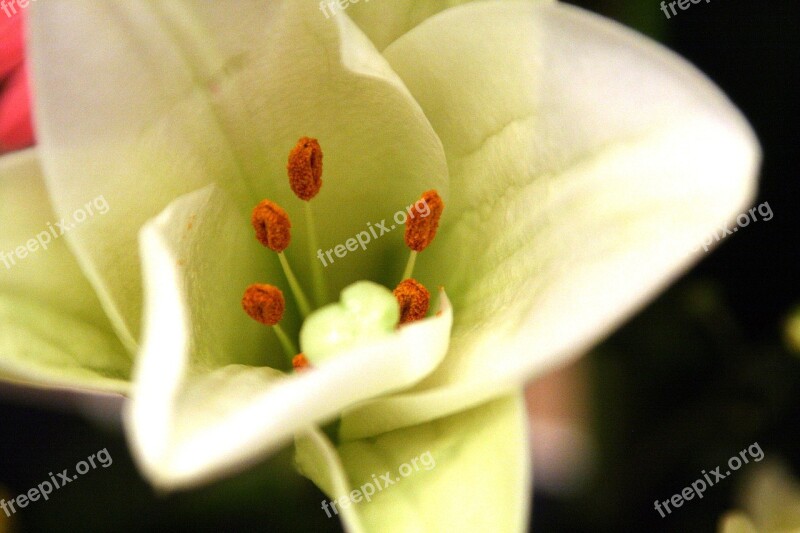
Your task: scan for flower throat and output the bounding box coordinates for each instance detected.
[240,137,444,372]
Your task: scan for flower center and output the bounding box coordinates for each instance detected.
[241,137,444,372]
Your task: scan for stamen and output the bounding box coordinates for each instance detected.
[273,324,298,361]
[242,283,285,326]
[277,252,313,318]
[393,278,431,325]
[250,199,312,317]
[251,199,291,252]
[402,190,444,281]
[242,284,298,358]
[286,137,328,305]
[404,190,444,252]
[402,251,418,283]
[287,137,323,201]
[292,353,311,372]
[304,202,328,306]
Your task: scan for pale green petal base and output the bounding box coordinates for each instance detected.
[297,392,531,533]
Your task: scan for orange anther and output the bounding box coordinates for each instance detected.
[242,284,285,326]
[393,278,431,325]
[405,190,444,252]
[251,199,291,252]
[287,137,323,201]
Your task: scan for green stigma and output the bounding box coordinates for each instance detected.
[300,281,399,364]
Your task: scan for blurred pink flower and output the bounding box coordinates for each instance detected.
[0,13,35,154]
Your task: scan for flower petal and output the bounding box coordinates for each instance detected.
[28,0,448,348]
[127,186,452,488]
[0,150,130,393]
[346,0,554,51]
[297,392,530,533]
[341,1,761,438]
[295,429,367,533]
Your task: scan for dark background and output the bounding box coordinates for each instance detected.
[1,1,798,532]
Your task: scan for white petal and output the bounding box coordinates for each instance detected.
[295,429,367,533]
[346,0,554,51]
[28,0,448,347]
[341,1,761,438]
[0,150,130,394]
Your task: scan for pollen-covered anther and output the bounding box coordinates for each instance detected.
[287,136,323,201]
[251,199,291,252]
[405,190,444,252]
[394,278,431,325]
[242,284,285,326]
[292,353,311,372]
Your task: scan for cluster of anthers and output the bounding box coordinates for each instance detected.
[241,137,444,373]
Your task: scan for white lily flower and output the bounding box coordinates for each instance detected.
[0,1,760,530]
